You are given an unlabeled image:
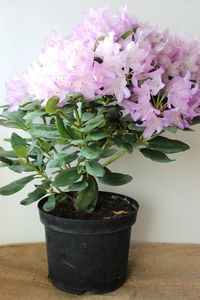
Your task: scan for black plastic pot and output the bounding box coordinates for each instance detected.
[38,191,139,295]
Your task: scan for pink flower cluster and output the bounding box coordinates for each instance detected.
[5,7,200,138]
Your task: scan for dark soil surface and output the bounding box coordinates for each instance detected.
[48,193,134,220]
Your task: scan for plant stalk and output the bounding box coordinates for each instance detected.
[103,150,127,167]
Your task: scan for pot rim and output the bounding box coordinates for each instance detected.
[38,190,139,223]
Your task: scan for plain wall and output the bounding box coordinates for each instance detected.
[0,0,200,244]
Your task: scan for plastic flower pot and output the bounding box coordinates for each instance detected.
[38,191,139,295]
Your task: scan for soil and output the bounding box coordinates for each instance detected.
[48,193,134,220]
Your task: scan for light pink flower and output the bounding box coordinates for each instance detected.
[4,6,200,137]
[142,112,163,139]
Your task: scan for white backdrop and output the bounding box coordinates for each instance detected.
[0,0,200,244]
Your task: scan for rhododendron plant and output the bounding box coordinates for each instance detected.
[0,6,200,212]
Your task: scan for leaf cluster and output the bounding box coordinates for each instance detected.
[0,94,192,212]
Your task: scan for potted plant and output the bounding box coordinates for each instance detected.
[1,6,200,295]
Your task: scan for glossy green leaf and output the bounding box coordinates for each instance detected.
[45,96,60,114]
[0,156,13,165]
[65,125,81,139]
[148,136,190,154]
[75,177,98,211]
[87,130,108,141]
[56,116,69,139]
[112,137,133,153]
[140,148,175,163]
[68,180,88,191]
[70,139,85,146]
[23,111,46,122]
[43,194,56,212]
[100,148,117,158]
[0,156,33,172]
[21,100,41,111]
[0,147,17,158]
[0,119,26,130]
[11,133,27,149]
[0,175,35,196]
[118,29,134,40]
[8,164,33,173]
[81,112,96,122]
[80,145,102,159]
[86,161,105,177]
[81,115,105,133]
[128,123,144,132]
[164,126,178,134]
[20,185,47,205]
[53,167,80,187]
[48,152,78,168]
[30,124,57,131]
[13,145,28,158]
[3,109,25,123]
[28,129,60,140]
[99,168,132,186]
[190,116,200,126]
[36,151,44,168]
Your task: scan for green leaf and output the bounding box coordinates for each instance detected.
[99,168,132,186]
[56,116,69,139]
[3,109,25,123]
[118,29,134,40]
[87,130,108,141]
[21,100,41,111]
[48,152,78,168]
[43,194,56,212]
[0,158,33,173]
[0,119,26,129]
[0,109,27,130]
[77,165,85,174]
[20,185,47,205]
[148,136,190,154]
[0,155,32,172]
[80,145,102,159]
[81,112,96,122]
[112,137,133,153]
[68,181,88,191]
[101,106,120,121]
[45,96,60,114]
[36,151,44,168]
[190,116,200,126]
[8,164,33,173]
[13,145,28,158]
[75,177,98,211]
[164,126,178,133]
[28,129,60,140]
[65,125,81,139]
[23,111,46,122]
[0,175,35,196]
[86,161,105,177]
[128,123,144,132]
[100,148,117,158]
[30,124,57,131]
[70,139,85,146]
[0,156,13,165]
[53,167,80,187]
[11,133,27,149]
[28,124,59,140]
[140,148,175,163]
[0,147,17,158]
[81,115,105,133]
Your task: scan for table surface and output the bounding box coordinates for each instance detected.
[0,243,200,300]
